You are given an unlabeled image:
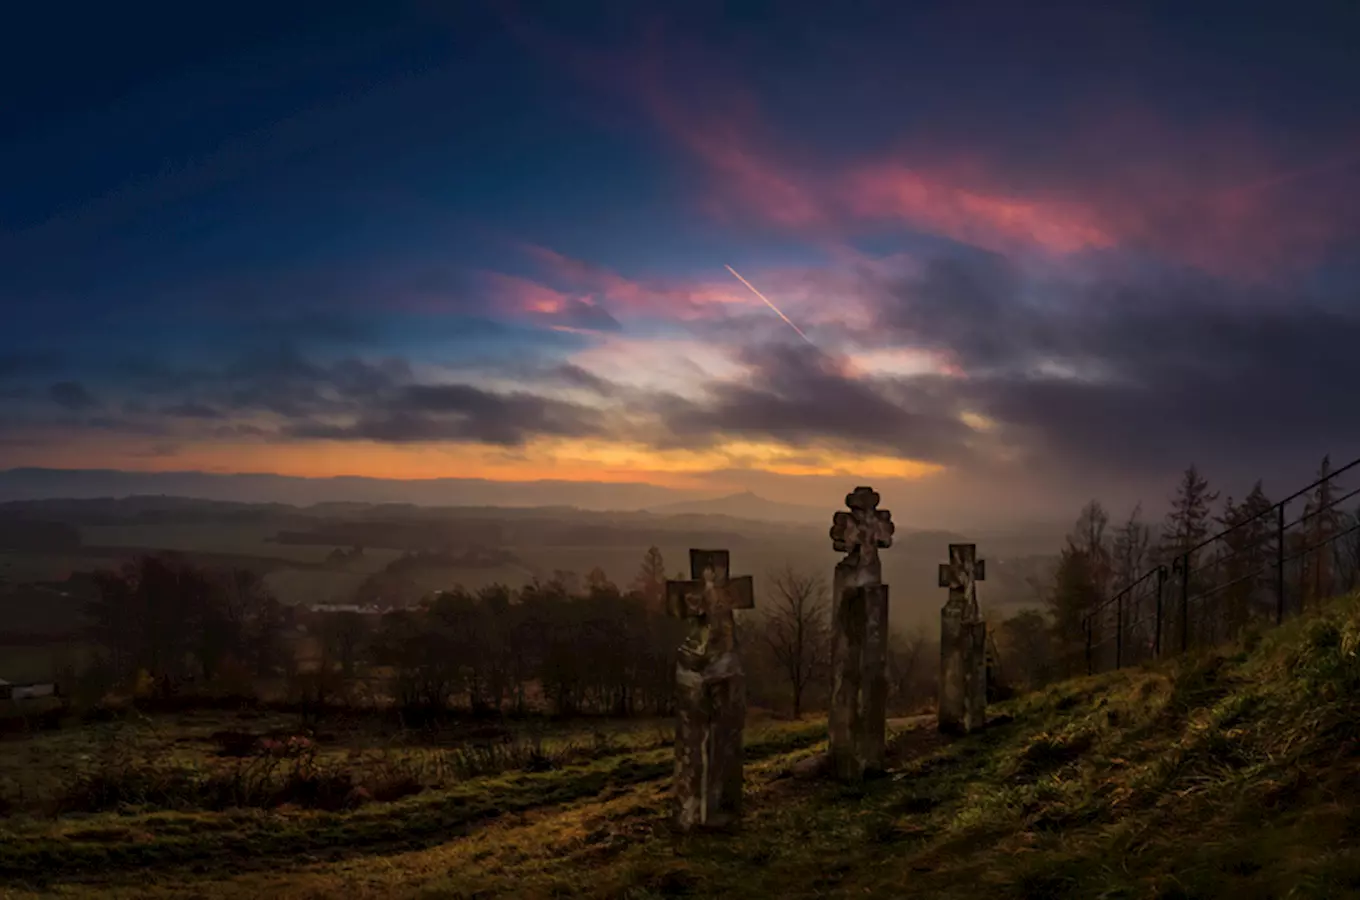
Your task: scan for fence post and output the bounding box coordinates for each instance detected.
[1154,565,1166,659]
[1116,589,1124,669]
[1084,617,1093,676]
[1179,554,1190,654]
[1276,501,1287,626]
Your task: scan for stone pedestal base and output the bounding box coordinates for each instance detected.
[673,655,746,831]
[939,613,987,735]
[829,581,889,781]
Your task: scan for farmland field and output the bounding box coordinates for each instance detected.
[81,524,407,571]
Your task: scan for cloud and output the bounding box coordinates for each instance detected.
[513,245,749,322]
[864,251,1360,481]
[48,381,99,410]
[648,342,975,462]
[480,271,623,332]
[612,39,1360,276]
[161,402,224,419]
[841,164,1114,255]
[287,382,605,446]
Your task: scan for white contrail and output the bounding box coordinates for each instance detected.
[724,265,814,345]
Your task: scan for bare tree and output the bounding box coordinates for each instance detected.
[762,566,830,718]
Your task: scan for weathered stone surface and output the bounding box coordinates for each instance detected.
[665,549,753,832]
[938,542,988,735]
[828,487,895,781]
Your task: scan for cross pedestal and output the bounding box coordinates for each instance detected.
[665,549,753,831]
[828,487,895,781]
[938,543,988,735]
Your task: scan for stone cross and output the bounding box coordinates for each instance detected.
[938,543,988,735]
[664,549,753,831]
[831,486,896,577]
[666,549,754,667]
[828,487,894,781]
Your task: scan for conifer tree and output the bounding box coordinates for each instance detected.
[630,546,667,614]
[1303,455,1341,608]
[1162,464,1219,647]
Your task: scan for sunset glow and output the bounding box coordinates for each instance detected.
[2,3,1357,514]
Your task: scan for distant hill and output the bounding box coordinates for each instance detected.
[646,491,828,524]
[0,468,696,511]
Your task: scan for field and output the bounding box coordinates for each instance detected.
[5,593,1360,898]
[4,504,1048,639]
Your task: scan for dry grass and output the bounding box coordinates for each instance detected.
[8,593,1360,898]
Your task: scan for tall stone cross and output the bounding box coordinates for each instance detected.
[828,487,895,781]
[664,549,753,831]
[938,543,988,735]
[831,486,896,583]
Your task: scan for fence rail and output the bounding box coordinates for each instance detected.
[1082,454,1360,675]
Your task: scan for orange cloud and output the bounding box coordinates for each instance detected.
[0,430,944,491]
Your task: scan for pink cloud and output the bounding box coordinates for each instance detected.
[502,14,1360,278]
[480,271,572,314]
[516,244,749,321]
[841,164,1115,255]
[633,64,1359,276]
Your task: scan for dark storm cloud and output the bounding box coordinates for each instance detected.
[551,363,618,395]
[45,344,609,448]
[649,342,975,460]
[288,383,603,446]
[48,380,99,410]
[872,253,1360,479]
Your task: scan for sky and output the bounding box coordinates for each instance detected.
[2,0,1359,524]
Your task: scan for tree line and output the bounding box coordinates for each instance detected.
[77,547,937,720]
[991,454,1360,687]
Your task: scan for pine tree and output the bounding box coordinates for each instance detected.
[1214,488,1271,640]
[1162,464,1219,648]
[1046,542,1101,676]
[1112,504,1151,592]
[1240,481,1275,619]
[631,546,667,614]
[1304,455,1341,609]
[1071,500,1113,601]
[1111,504,1151,655]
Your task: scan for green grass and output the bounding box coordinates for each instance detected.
[8,594,1360,898]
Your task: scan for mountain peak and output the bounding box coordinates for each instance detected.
[646,491,825,523]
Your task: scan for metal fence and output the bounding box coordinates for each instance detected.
[1082,454,1360,675]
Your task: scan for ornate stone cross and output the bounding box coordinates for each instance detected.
[664,549,753,831]
[828,486,895,781]
[938,542,988,735]
[938,543,986,616]
[831,486,895,574]
[666,549,754,668]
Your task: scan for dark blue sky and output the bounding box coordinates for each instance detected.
[2,0,1358,518]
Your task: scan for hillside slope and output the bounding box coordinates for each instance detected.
[5,594,1360,898]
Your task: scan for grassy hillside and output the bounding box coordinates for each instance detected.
[7,594,1360,898]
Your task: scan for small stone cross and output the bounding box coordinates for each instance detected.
[830,486,895,568]
[666,549,754,663]
[938,543,986,605]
